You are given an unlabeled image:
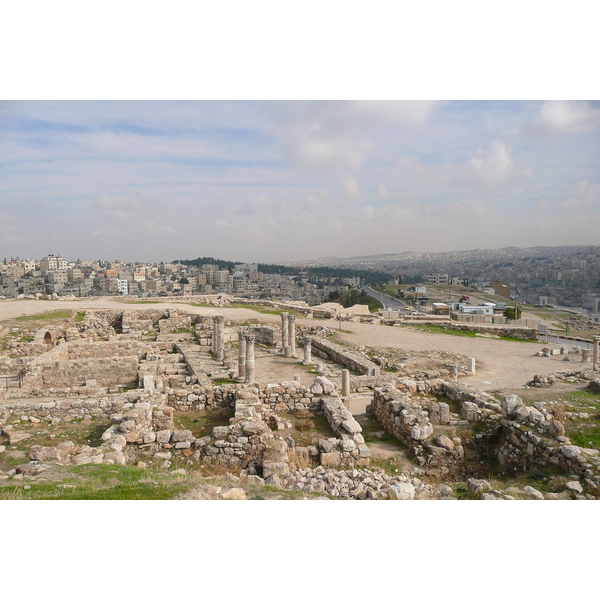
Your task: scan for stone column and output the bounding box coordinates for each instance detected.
[593,336,600,372]
[244,333,255,384]
[302,336,312,365]
[288,314,296,357]
[281,312,289,356]
[581,349,591,363]
[212,315,225,361]
[237,330,247,381]
[341,369,350,396]
[449,363,458,382]
[467,357,476,374]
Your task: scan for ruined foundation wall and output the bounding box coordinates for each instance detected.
[310,337,380,376]
[0,394,150,422]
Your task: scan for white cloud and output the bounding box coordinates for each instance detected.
[467,139,513,186]
[562,180,600,208]
[341,177,361,200]
[91,194,145,220]
[277,101,438,174]
[527,101,600,135]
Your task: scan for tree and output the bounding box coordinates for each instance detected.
[503,306,522,322]
[179,277,189,285]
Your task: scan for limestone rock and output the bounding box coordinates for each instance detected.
[389,483,415,500]
[411,422,433,440]
[502,395,524,418]
[435,435,455,452]
[222,488,247,500]
[566,481,584,494]
[560,445,581,459]
[468,478,492,496]
[521,485,544,500]
[262,462,290,478]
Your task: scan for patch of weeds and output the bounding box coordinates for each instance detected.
[284,411,336,447]
[15,310,74,322]
[366,457,401,476]
[172,327,192,334]
[212,378,238,385]
[0,464,195,500]
[174,408,234,438]
[75,312,85,322]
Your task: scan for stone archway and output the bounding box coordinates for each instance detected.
[44,331,53,346]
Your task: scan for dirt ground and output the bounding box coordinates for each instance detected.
[0,297,591,395]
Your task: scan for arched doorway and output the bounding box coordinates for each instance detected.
[44,331,53,346]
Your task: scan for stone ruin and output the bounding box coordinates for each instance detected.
[1,307,600,500]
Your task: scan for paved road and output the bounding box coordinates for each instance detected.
[363,287,407,311]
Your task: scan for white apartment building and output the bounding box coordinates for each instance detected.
[40,255,67,271]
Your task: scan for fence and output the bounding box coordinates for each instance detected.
[450,312,539,329]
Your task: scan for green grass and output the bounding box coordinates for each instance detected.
[284,411,336,446]
[212,378,238,385]
[0,464,194,500]
[15,310,74,322]
[414,324,537,342]
[366,457,402,476]
[172,327,192,334]
[360,417,407,448]
[173,408,234,438]
[4,419,113,456]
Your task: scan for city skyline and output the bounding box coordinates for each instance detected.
[1,100,599,263]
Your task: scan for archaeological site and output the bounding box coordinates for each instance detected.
[1,298,599,500]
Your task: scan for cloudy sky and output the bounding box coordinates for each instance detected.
[1,100,598,264]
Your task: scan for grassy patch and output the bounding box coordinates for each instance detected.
[173,408,234,438]
[75,312,85,322]
[212,378,238,385]
[15,310,74,322]
[0,464,194,500]
[366,457,402,476]
[172,327,192,334]
[284,410,336,446]
[360,417,406,449]
[415,324,537,342]
[5,419,112,456]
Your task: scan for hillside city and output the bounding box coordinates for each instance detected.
[1,245,599,323]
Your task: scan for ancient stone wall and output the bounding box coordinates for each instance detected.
[368,388,463,477]
[382,319,539,340]
[310,337,380,376]
[0,393,147,423]
[166,382,323,412]
[248,326,277,346]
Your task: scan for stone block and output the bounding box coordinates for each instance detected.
[320,452,342,467]
[262,461,290,478]
[502,395,524,418]
[156,430,172,444]
[389,483,415,500]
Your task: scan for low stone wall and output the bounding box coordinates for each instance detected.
[248,326,278,346]
[320,398,370,466]
[64,341,153,359]
[0,393,149,423]
[368,388,463,476]
[588,379,600,393]
[28,356,139,389]
[383,319,539,340]
[166,382,324,413]
[310,337,380,376]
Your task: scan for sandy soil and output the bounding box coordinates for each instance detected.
[0,297,586,394]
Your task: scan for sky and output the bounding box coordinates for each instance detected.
[1,99,599,264]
